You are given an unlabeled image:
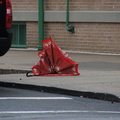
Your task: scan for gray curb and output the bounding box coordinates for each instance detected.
[0,81,120,103]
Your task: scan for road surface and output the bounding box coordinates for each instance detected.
[0,87,120,120]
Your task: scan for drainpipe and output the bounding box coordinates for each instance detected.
[38,0,44,50]
[66,0,74,33]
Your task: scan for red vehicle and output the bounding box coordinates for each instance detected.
[0,0,12,56]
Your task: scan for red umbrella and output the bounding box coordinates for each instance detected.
[27,37,80,76]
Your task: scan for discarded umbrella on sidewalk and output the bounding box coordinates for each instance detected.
[26,37,80,77]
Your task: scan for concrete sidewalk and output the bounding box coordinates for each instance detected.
[0,50,120,102]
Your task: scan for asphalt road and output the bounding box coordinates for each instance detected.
[0,87,120,120]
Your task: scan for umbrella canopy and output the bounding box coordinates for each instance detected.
[31,37,80,76]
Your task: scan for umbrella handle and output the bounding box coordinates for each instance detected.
[26,71,50,77]
[26,71,34,77]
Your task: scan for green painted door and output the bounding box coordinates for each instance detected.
[11,23,26,48]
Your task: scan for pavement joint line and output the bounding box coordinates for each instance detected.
[0,110,120,114]
[66,50,120,56]
[0,97,72,100]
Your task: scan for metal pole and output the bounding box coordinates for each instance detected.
[38,0,44,50]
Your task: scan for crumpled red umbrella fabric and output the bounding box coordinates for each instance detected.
[32,37,80,76]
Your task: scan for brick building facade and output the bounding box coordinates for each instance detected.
[11,0,120,54]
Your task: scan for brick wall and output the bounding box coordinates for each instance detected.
[11,0,120,54]
[44,23,120,53]
[26,22,38,48]
[45,0,120,11]
[11,0,120,11]
[11,0,38,11]
[44,0,120,54]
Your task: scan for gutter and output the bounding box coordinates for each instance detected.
[66,0,74,33]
